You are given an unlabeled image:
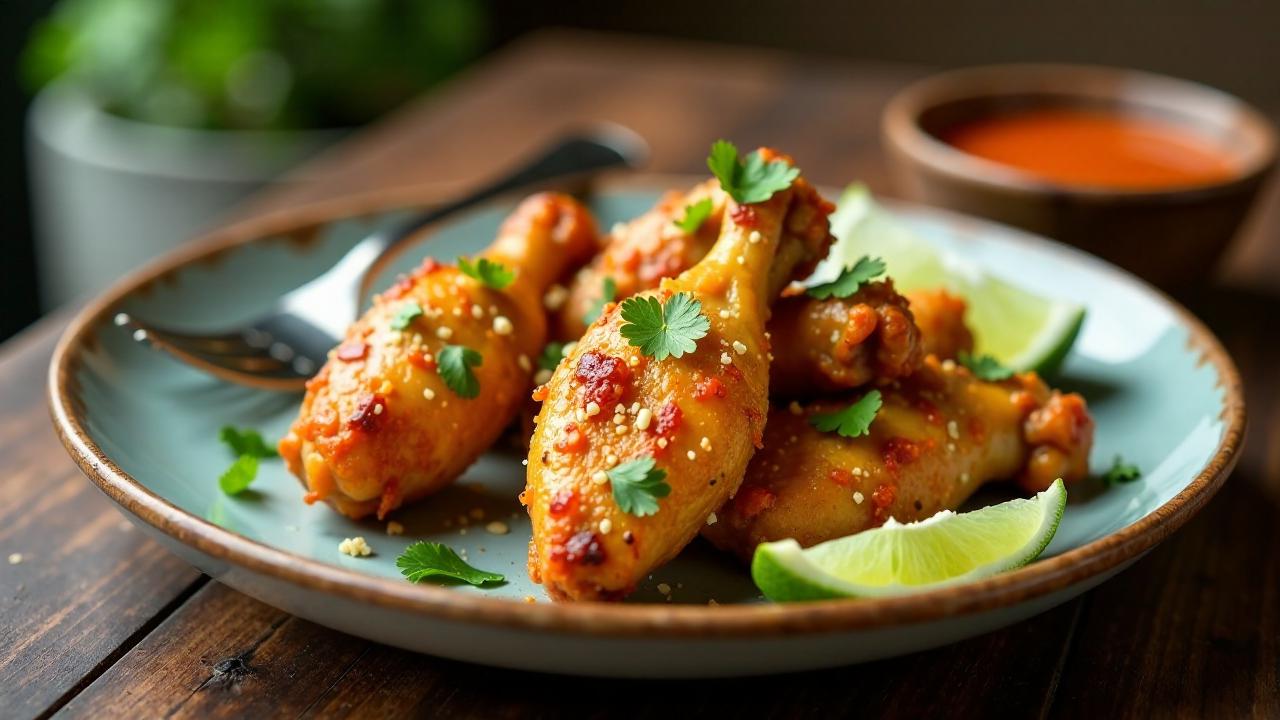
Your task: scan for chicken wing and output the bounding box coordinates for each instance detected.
[524,151,835,601]
[553,180,726,339]
[702,355,1094,561]
[904,289,974,360]
[279,193,598,519]
[768,279,923,398]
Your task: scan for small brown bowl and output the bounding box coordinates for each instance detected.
[882,64,1276,290]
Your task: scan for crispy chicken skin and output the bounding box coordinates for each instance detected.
[768,279,922,398]
[278,194,597,519]
[524,151,835,601]
[554,180,726,340]
[905,289,975,360]
[702,356,1094,561]
[556,181,959,393]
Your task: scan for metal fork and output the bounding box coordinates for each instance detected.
[114,127,647,391]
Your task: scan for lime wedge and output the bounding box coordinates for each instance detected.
[810,185,1085,374]
[751,479,1066,601]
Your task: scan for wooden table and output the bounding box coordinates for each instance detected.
[4,30,1278,719]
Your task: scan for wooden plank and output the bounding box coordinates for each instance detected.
[1048,288,1280,719]
[55,581,1079,719]
[0,314,206,719]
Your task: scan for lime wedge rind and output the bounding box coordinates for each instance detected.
[816,184,1086,375]
[752,480,1067,602]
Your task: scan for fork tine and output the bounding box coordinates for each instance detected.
[116,313,312,392]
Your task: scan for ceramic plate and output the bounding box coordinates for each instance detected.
[49,180,1243,677]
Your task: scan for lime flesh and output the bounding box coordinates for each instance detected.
[810,185,1085,374]
[752,480,1066,601]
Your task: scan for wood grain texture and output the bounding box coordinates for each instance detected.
[0,316,205,719]
[4,29,1279,719]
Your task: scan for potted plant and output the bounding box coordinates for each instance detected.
[23,0,485,307]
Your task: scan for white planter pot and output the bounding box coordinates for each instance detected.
[27,82,346,308]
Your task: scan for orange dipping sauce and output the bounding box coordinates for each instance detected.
[941,107,1238,190]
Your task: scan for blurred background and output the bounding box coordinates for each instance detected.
[3,0,1277,343]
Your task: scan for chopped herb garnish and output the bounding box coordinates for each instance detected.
[1102,455,1142,486]
[673,197,714,233]
[437,344,482,398]
[537,341,566,372]
[706,139,800,205]
[457,257,515,290]
[583,276,617,325]
[809,390,883,439]
[390,301,424,330]
[959,352,1015,381]
[396,541,505,586]
[618,292,710,361]
[218,455,259,496]
[218,426,277,458]
[607,456,671,517]
[806,256,886,300]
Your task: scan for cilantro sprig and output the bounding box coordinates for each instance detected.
[437,344,482,398]
[583,276,617,325]
[219,426,277,458]
[959,352,1014,381]
[1102,455,1142,486]
[618,292,710,361]
[809,390,882,438]
[458,257,514,290]
[396,541,505,586]
[216,425,277,496]
[537,342,566,372]
[706,139,799,205]
[390,301,424,330]
[218,455,259,495]
[806,256,886,300]
[607,456,671,516]
[673,198,713,233]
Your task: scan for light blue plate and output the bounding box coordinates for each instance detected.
[50,184,1243,677]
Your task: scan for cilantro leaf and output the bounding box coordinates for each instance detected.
[537,342,566,372]
[806,256,887,300]
[437,344,482,398]
[706,139,800,205]
[809,390,883,438]
[390,301,424,330]
[607,456,671,516]
[583,276,617,325]
[1102,455,1142,486]
[458,257,514,290]
[673,198,714,233]
[396,541,505,586]
[218,455,259,495]
[959,352,1015,381]
[618,292,710,361]
[219,426,277,458]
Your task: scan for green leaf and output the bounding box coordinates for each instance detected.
[219,426,277,458]
[673,198,714,233]
[1102,455,1142,486]
[607,456,671,517]
[805,256,886,300]
[959,352,1015,381]
[537,342,566,372]
[390,301,424,330]
[218,455,259,496]
[437,345,482,398]
[706,139,799,205]
[396,541,505,586]
[583,276,617,325]
[618,292,710,361]
[458,257,515,290]
[809,391,883,438]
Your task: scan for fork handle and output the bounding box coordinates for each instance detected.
[337,126,646,292]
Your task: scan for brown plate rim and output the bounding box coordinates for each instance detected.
[47,174,1246,638]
